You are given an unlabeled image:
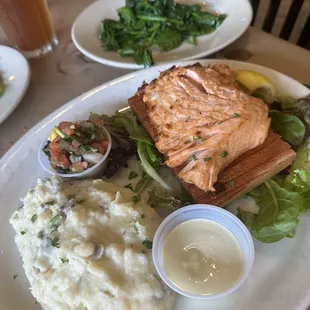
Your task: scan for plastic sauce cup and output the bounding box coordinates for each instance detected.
[38,126,112,179]
[152,204,255,300]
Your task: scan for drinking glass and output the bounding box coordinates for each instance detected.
[0,0,58,58]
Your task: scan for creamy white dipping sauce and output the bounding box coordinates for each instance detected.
[162,219,243,295]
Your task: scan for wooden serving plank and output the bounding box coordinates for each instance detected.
[128,92,296,207]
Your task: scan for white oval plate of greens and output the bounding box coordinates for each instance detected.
[0,45,31,125]
[71,0,252,69]
[1,59,310,310]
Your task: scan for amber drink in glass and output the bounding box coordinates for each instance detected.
[0,0,58,58]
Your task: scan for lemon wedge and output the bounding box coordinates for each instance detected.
[48,128,58,141]
[48,126,65,141]
[236,70,276,104]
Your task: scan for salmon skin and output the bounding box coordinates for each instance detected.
[142,64,271,192]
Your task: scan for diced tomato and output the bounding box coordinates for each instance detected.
[70,161,88,172]
[58,121,75,136]
[62,127,75,136]
[91,119,104,128]
[74,122,81,129]
[90,139,108,155]
[49,138,61,150]
[50,148,71,169]
[58,121,73,130]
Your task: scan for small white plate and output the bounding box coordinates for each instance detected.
[0,45,31,125]
[71,0,252,69]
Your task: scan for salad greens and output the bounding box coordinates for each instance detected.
[278,95,310,136]
[147,188,192,210]
[90,112,137,178]
[238,179,304,243]
[99,0,226,67]
[93,110,172,194]
[269,110,305,145]
[238,94,310,243]
[137,141,172,191]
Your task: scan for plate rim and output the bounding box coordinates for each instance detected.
[0,45,31,125]
[71,0,253,69]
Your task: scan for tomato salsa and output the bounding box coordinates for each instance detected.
[43,119,109,174]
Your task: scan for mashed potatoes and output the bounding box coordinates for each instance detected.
[10,177,175,310]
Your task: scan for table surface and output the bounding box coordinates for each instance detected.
[0,0,310,158]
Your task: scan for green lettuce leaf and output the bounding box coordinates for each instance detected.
[236,209,256,230]
[269,110,305,145]
[277,94,310,137]
[147,188,192,210]
[114,111,153,144]
[113,110,173,191]
[288,139,310,173]
[137,141,173,192]
[239,180,304,243]
[285,169,310,193]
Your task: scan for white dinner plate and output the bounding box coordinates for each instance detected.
[0,45,31,125]
[1,60,310,310]
[71,0,252,69]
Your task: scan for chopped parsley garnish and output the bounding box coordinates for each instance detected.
[124,183,133,191]
[191,154,198,161]
[228,180,236,188]
[44,200,56,205]
[49,214,62,225]
[62,136,73,143]
[20,231,26,235]
[37,231,44,239]
[141,213,145,219]
[79,145,87,152]
[232,113,240,118]
[193,136,206,142]
[140,249,147,254]
[142,238,153,249]
[218,120,224,124]
[128,171,138,180]
[42,142,51,157]
[13,274,18,280]
[51,237,60,248]
[132,195,141,203]
[204,157,212,163]
[31,214,38,223]
[220,151,228,158]
[185,140,191,144]
[60,257,69,263]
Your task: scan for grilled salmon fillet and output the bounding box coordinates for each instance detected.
[142,64,271,192]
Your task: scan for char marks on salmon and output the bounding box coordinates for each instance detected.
[142,64,271,192]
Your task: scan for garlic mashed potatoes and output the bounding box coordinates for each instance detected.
[10,177,175,310]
